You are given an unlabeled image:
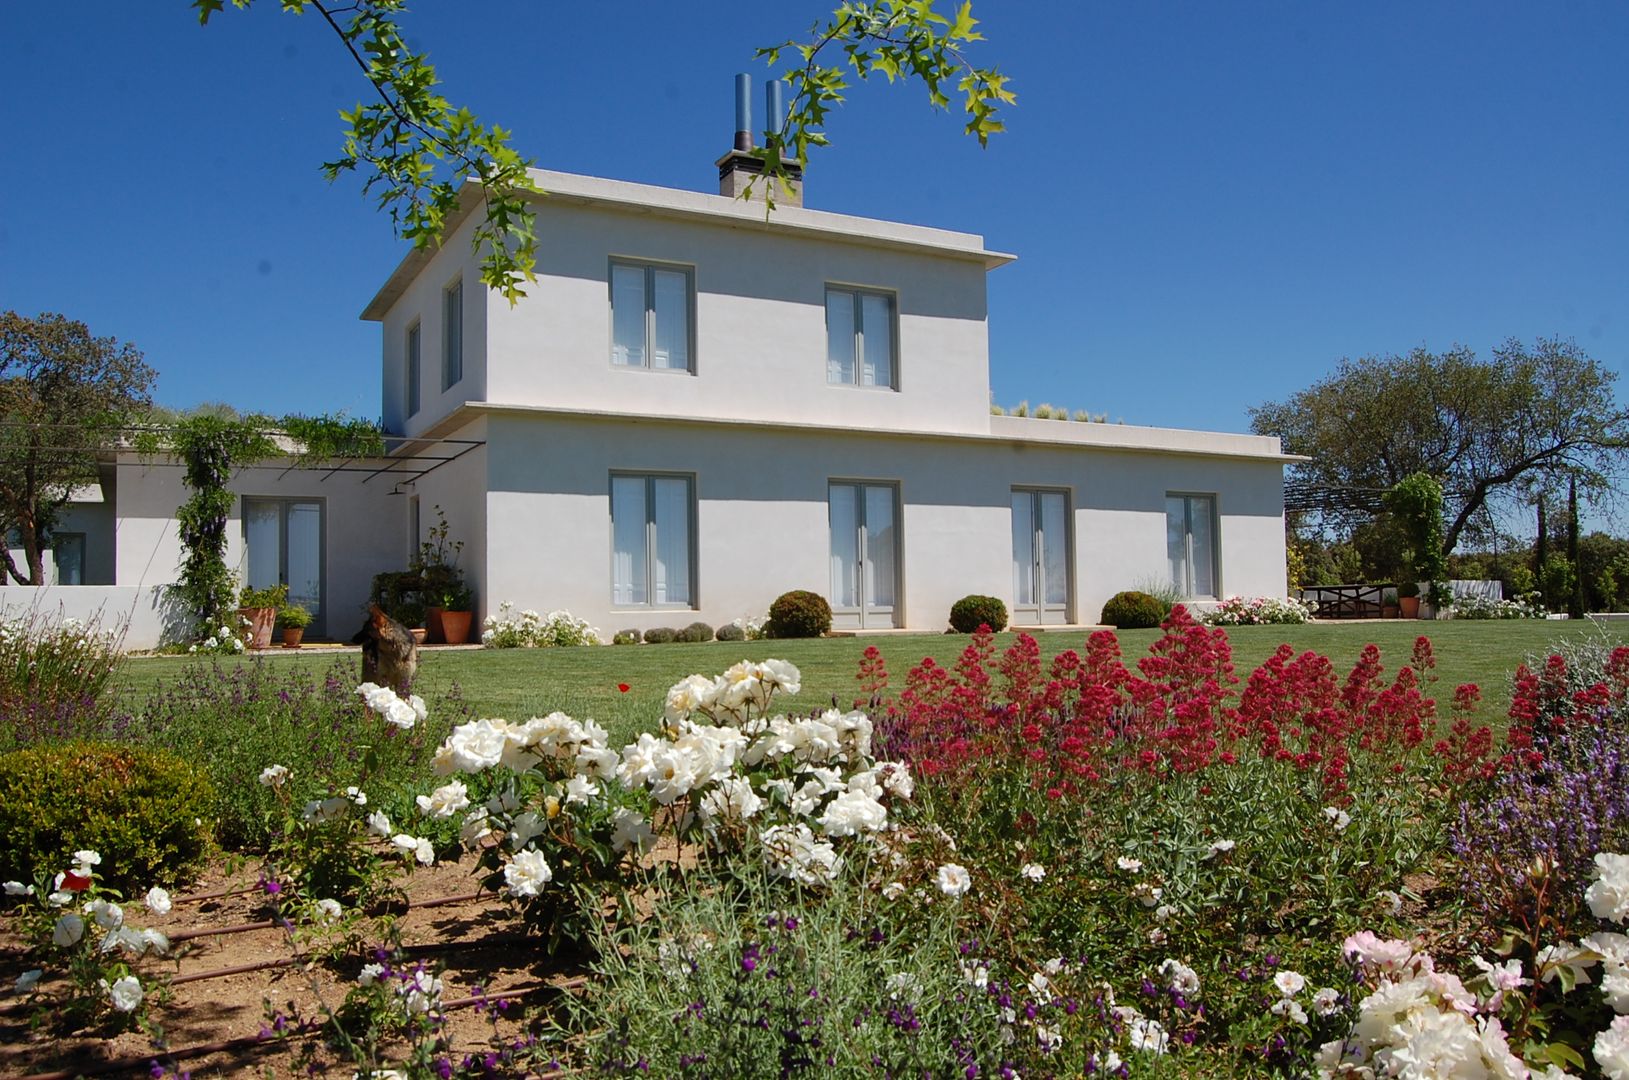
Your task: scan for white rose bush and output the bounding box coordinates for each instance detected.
[6,849,174,1030]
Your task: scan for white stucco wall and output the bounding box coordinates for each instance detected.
[0,585,182,650]
[480,412,1287,635]
[111,456,408,639]
[376,212,488,439]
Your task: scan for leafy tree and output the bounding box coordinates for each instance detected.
[1253,339,1629,560]
[194,0,1012,302]
[0,312,155,585]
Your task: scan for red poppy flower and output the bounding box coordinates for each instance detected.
[62,871,92,892]
[617,683,630,693]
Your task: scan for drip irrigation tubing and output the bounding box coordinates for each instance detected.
[168,932,536,987]
[166,889,485,944]
[13,979,585,1080]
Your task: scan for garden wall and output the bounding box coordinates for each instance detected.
[0,584,183,650]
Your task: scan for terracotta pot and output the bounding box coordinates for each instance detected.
[439,610,473,645]
[425,606,446,644]
[281,627,304,649]
[1399,596,1420,619]
[239,606,277,650]
[1382,605,1400,620]
[410,627,428,646]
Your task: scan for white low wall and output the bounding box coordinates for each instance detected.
[0,585,185,651]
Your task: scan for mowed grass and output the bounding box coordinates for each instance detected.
[111,619,1625,746]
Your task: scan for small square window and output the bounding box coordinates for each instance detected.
[610,261,693,372]
[826,286,896,389]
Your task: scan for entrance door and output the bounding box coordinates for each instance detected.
[244,499,325,634]
[829,482,899,629]
[1011,489,1070,624]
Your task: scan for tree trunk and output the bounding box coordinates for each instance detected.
[1535,498,1548,576]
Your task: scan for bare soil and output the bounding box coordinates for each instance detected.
[0,859,581,1078]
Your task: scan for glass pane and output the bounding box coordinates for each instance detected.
[825,290,855,384]
[406,324,421,415]
[828,484,858,608]
[611,265,647,367]
[443,282,463,386]
[286,502,323,625]
[652,477,691,605]
[1189,496,1216,598]
[1165,496,1188,595]
[651,269,689,370]
[864,485,896,610]
[611,476,646,605]
[245,501,281,594]
[1040,491,1069,605]
[54,536,84,586]
[859,293,894,387]
[1010,491,1035,607]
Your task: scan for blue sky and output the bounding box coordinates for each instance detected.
[2,2,1625,443]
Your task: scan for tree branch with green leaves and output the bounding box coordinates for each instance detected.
[193,0,1011,298]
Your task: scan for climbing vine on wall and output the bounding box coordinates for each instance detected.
[135,413,383,638]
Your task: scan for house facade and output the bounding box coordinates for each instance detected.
[3,152,1292,647]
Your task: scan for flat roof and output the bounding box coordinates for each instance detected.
[360,168,1016,321]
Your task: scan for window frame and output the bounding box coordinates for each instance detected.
[1166,492,1220,600]
[609,471,698,610]
[608,258,697,374]
[442,277,463,391]
[824,283,899,390]
[52,532,86,586]
[406,319,422,418]
[241,496,328,635]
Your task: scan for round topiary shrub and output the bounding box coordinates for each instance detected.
[677,621,715,644]
[714,622,746,642]
[0,742,214,893]
[612,629,641,646]
[949,594,1008,633]
[766,590,832,639]
[1100,590,1167,630]
[642,627,678,644]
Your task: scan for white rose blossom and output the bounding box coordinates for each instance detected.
[503,848,553,898]
[259,764,291,788]
[936,863,972,898]
[105,974,143,1013]
[1020,862,1046,882]
[144,886,172,916]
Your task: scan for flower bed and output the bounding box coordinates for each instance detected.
[4,610,1629,1076]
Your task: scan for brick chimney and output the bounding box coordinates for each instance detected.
[716,73,803,207]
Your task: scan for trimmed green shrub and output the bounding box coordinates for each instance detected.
[642,627,678,644]
[1099,590,1167,629]
[0,742,214,892]
[949,594,1008,633]
[715,622,746,642]
[766,590,832,639]
[612,629,641,646]
[676,621,714,644]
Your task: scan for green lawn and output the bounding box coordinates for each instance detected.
[111,619,1624,744]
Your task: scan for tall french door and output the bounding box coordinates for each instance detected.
[244,498,325,634]
[828,482,899,629]
[1011,489,1070,624]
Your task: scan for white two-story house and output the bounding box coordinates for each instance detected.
[8,114,1292,645]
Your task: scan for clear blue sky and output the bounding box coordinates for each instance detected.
[2,2,1625,441]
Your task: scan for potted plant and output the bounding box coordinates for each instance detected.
[1381,588,1399,620]
[415,507,464,643]
[436,582,475,645]
[1397,580,1420,620]
[276,602,312,648]
[238,583,288,650]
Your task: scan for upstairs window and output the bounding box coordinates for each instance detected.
[442,279,463,390]
[406,321,421,417]
[610,260,693,371]
[826,286,896,389]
